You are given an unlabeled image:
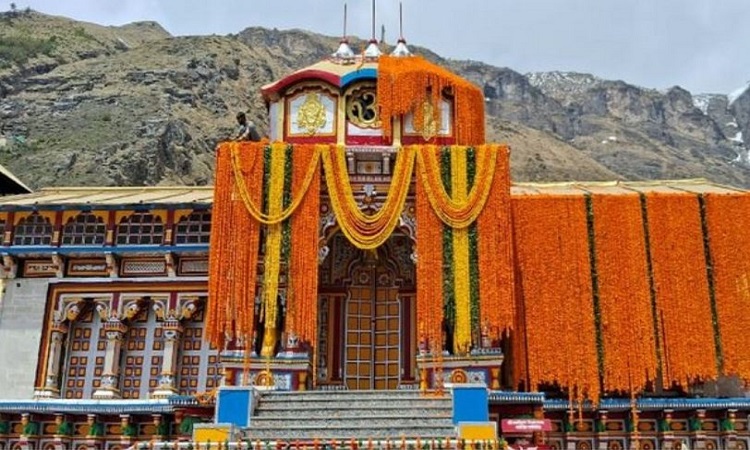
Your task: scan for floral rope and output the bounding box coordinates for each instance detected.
[415,145,497,229]
[320,144,415,249]
[230,145,321,225]
[207,142,263,350]
[259,143,288,357]
[287,145,321,347]
[450,146,472,354]
[477,145,515,337]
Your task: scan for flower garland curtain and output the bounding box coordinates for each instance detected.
[476,145,515,337]
[645,193,717,386]
[512,195,600,404]
[704,193,750,379]
[591,194,657,393]
[259,143,288,357]
[415,145,497,229]
[320,144,415,250]
[377,56,485,145]
[415,166,445,351]
[206,142,264,350]
[286,144,322,346]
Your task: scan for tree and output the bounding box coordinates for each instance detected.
[9,3,16,12]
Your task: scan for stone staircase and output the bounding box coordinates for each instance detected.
[245,390,456,441]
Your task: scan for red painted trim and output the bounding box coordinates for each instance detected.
[4,211,14,246]
[345,135,391,146]
[401,135,456,146]
[285,136,337,145]
[261,70,341,98]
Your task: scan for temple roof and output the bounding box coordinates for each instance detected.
[261,60,379,101]
[0,180,743,210]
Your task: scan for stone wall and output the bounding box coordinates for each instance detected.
[0,278,50,399]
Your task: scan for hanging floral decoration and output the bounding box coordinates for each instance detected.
[415,168,444,352]
[415,145,497,229]
[378,55,485,145]
[320,144,415,250]
[206,142,264,350]
[476,145,515,339]
[286,144,322,347]
[591,194,657,393]
[704,193,750,380]
[645,193,717,386]
[512,195,600,404]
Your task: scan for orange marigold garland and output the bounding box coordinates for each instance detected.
[646,193,717,386]
[512,195,600,404]
[591,194,657,393]
[286,144,322,347]
[378,56,485,145]
[207,142,264,350]
[477,145,515,338]
[704,193,750,380]
[415,160,445,354]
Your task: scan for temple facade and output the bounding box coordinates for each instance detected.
[0,38,750,450]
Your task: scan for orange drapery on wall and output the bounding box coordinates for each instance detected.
[704,193,750,380]
[512,195,600,404]
[592,194,657,393]
[646,193,717,386]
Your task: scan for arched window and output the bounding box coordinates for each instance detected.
[13,212,53,246]
[178,309,221,395]
[119,306,163,399]
[62,213,106,246]
[174,211,211,245]
[115,212,164,245]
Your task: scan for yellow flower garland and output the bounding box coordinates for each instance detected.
[320,144,416,250]
[450,146,472,354]
[231,144,321,225]
[260,143,287,357]
[416,145,498,229]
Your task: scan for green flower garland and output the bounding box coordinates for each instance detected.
[639,194,664,385]
[584,194,605,390]
[440,148,456,334]
[467,147,480,343]
[698,194,724,375]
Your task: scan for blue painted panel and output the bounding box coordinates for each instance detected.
[340,68,378,87]
[452,385,489,425]
[216,388,253,427]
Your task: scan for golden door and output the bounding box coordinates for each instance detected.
[344,263,402,390]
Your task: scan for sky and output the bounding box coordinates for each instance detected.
[15,0,750,95]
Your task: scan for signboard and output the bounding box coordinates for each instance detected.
[501,419,552,433]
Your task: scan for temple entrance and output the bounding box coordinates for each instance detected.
[317,232,417,390]
[344,253,402,389]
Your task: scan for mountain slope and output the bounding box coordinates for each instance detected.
[0,11,748,189]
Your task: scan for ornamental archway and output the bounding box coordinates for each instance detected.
[316,232,417,390]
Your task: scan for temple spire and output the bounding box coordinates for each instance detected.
[391,1,412,57]
[332,2,354,60]
[364,0,382,57]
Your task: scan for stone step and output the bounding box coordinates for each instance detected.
[261,390,448,401]
[255,405,451,418]
[257,398,452,411]
[251,416,452,429]
[246,424,457,441]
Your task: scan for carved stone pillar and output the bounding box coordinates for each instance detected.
[93,320,127,399]
[152,321,183,398]
[36,322,69,399]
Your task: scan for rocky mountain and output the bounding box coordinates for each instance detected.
[0,9,748,189]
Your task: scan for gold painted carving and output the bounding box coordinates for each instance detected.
[346,87,380,128]
[296,93,327,136]
[412,99,438,141]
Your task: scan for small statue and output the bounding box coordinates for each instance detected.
[481,321,492,349]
